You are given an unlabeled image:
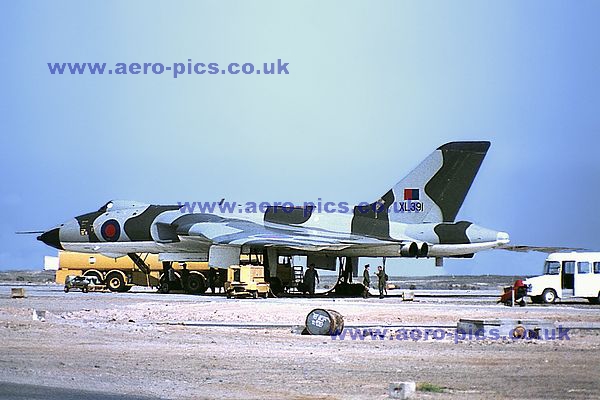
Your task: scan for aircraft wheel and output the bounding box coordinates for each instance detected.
[542,289,557,304]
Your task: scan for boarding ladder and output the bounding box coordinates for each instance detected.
[127,253,151,275]
[292,265,304,291]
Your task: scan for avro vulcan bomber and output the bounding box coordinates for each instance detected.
[38,142,513,277]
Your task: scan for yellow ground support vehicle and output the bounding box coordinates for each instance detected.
[225,265,270,299]
[54,251,218,293]
[63,275,106,293]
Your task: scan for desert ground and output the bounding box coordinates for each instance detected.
[0,280,599,400]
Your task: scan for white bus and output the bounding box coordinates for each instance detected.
[525,252,600,304]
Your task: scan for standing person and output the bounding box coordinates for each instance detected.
[208,267,217,294]
[376,265,387,299]
[215,269,223,293]
[362,264,371,298]
[304,263,320,295]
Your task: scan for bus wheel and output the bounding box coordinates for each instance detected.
[186,274,206,294]
[542,289,557,304]
[106,272,126,292]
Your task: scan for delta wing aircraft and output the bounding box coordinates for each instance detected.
[38,141,512,282]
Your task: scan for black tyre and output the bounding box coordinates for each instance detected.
[159,281,171,294]
[82,286,88,293]
[268,277,284,295]
[186,273,206,294]
[542,288,557,304]
[64,286,69,293]
[106,272,126,292]
[530,296,542,304]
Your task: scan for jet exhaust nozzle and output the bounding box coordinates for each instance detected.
[400,242,418,257]
[417,242,429,258]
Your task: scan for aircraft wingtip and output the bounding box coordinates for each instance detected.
[438,141,491,153]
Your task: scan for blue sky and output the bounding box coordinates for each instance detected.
[1,1,599,275]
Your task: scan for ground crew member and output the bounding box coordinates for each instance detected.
[160,261,176,293]
[167,265,176,283]
[215,269,223,293]
[376,265,387,299]
[362,264,371,298]
[304,263,320,295]
[208,267,217,294]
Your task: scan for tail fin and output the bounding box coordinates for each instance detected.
[353,142,490,229]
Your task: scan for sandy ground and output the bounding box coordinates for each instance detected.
[0,284,599,399]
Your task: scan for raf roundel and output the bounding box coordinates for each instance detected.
[100,219,121,242]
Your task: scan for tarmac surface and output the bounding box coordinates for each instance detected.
[1,283,599,399]
[0,382,162,400]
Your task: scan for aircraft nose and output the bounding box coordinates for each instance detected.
[37,228,63,250]
[497,231,510,244]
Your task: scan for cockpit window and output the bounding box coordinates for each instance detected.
[96,200,150,212]
[97,201,114,213]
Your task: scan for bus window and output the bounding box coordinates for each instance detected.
[562,261,575,290]
[577,262,590,274]
[594,262,600,274]
[563,261,575,274]
[544,261,560,275]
